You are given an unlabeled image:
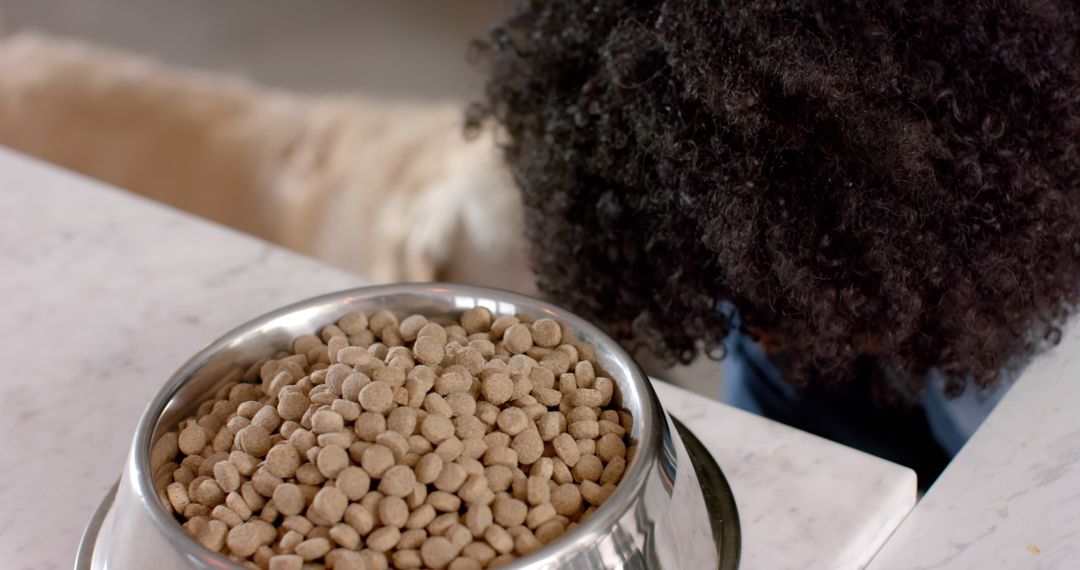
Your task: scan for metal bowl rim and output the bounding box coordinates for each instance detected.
[131,283,662,568]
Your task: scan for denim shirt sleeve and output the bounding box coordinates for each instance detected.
[717,300,1007,458]
[919,371,1009,456]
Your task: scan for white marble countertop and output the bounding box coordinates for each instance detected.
[867,319,1080,569]
[0,147,916,569]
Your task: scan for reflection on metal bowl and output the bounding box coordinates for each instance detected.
[77,283,740,569]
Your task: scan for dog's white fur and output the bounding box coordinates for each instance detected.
[0,33,534,292]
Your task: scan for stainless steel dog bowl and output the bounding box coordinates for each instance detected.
[77,284,739,569]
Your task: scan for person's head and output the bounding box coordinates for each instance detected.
[471,0,1080,397]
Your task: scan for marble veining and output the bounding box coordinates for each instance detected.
[867,319,1080,570]
[654,382,916,569]
[0,147,915,569]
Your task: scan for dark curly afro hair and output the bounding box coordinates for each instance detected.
[471,0,1080,398]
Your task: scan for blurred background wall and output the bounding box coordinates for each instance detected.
[1,0,503,100]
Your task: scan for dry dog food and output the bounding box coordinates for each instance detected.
[153,308,634,569]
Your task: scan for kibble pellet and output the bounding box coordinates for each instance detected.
[155,307,633,567]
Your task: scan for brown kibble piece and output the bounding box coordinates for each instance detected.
[354,411,386,442]
[316,444,350,479]
[551,484,584,517]
[342,371,371,401]
[484,525,514,554]
[277,391,310,422]
[481,434,510,452]
[572,454,604,483]
[236,425,271,457]
[387,407,418,436]
[434,462,468,493]
[379,496,410,528]
[417,322,448,344]
[398,528,427,550]
[539,350,571,375]
[601,456,627,486]
[391,549,422,569]
[269,554,303,570]
[534,518,565,544]
[574,361,595,387]
[463,503,494,537]
[445,392,476,418]
[490,316,519,340]
[421,415,455,444]
[295,536,332,560]
[311,412,343,438]
[213,460,241,494]
[334,466,370,501]
[580,480,615,506]
[502,324,533,354]
[425,392,454,417]
[359,382,395,414]
[552,433,580,467]
[475,401,499,426]
[457,474,489,504]
[416,452,445,484]
[531,458,554,481]
[568,420,600,440]
[434,371,471,395]
[572,389,604,408]
[492,497,528,527]
[361,444,395,478]
[191,477,225,507]
[515,529,543,555]
[462,541,497,565]
[511,430,544,465]
[179,425,207,455]
[526,477,550,506]
[529,319,562,348]
[531,386,562,407]
[480,373,513,405]
[567,406,598,424]
[367,310,396,334]
[483,446,518,469]
[399,314,429,341]
[379,465,418,498]
[273,483,305,516]
[376,431,410,460]
[420,536,456,569]
[536,412,564,442]
[428,491,462,513]
[449,556,482,570]
[406,503,437,530]
[166,482,190,514]
[366,527,401,552]
[227,521,266,557]
[598,419,626,437]
[312,486,348,523]
[344,503,376,536]
[495,408,530,436]
[596,433,628,462]
[265,444,301,479]
[445,524,472,550]
[460,307,493,334]
[338,312,369,335]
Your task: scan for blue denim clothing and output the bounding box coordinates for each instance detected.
[919,370,1008,456]
[721,329,1006,484]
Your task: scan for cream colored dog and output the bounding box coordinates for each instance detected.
[0,31,720,398]
[0,32,534,293]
